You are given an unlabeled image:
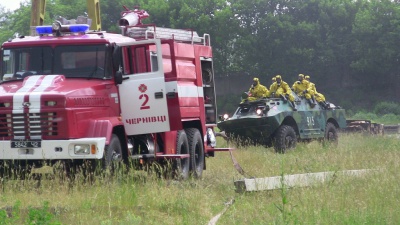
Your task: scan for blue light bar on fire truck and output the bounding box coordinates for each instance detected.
[36,24,89,35]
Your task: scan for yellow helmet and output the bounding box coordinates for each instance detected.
[272,77,276,81]
[275,75,282,79]
[253,77,259,82]
[298,74,305,79]
[305,75,310,80]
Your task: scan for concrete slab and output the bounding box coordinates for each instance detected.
[234,169,374,193]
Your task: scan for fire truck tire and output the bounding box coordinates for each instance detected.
[273,125,297,154]
[104,134,123,172]
[324,122,338,147]
[174,130,190,180]
[186,128,204,178]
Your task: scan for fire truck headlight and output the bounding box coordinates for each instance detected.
[256,108,263,115]
[3,102,11,107]
[74,144,90,155]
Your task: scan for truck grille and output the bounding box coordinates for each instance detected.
[0,113,58,138]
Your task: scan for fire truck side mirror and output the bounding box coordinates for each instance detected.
[112,45,123,84]
[115,70,123,85]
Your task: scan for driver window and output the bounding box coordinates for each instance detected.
[131,46,152,74]
[123,42,172,76]
[2,50,13,74]
[61,52,76,69]
[18,52,29,71]
[54,45,107,78]
[1,47,53,81]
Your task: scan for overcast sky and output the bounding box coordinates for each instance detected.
[0,0,23,11]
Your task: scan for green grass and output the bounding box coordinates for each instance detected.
[1,133,400,224]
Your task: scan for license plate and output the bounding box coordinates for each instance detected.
[11,140,42,148]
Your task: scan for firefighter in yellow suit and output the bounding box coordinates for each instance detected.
[292,74,316,107]
[305,75,330,109]
[268,75,297,111]
[244,77,269,102]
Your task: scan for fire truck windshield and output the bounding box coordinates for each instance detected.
[1,45,109,82]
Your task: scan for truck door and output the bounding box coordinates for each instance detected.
[117,39,170,135]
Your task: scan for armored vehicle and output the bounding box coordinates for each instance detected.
[217,95,346,153]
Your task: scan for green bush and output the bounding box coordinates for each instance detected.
[0,201,20,225]
[380,114,400,125]
[374,101,400,115]
[27,201,61,225]
[350,111,378,122]
[349,111,400,124]
[0,201,61,225]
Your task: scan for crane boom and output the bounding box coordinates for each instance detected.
[86,0,101,30]
[30,0,101,31]
[30,0,46,27]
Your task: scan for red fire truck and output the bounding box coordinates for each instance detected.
[0,6,227,179]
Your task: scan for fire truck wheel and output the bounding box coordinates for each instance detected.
[174,130,190,180]
[273,125,297,154]
[104,134,123,172]
[323,122,338,147]
[186,128,204,179]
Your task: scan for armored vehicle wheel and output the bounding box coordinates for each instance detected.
[104,134,123,173]
[186,128,204,179]
[324,122,338,147]
[274,125,297,153]
[174,130,190,180]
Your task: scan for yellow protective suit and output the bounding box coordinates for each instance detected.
[292,79,312,99]
[308,82,325,102]
[246,78,269,101]
[271,77,276,86]
[269,80,294,102]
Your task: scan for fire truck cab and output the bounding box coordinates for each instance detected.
[0,7,226,179]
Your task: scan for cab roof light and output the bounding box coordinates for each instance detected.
[35,24,90,35]
[69,24,90,32]
[36,26,53,35]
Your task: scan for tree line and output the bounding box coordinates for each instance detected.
[1,0,399,111]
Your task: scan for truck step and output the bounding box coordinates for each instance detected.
[130,154,155,160]
[207,147,234,152]
[155,154,190,159]
[130,154,191,159]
